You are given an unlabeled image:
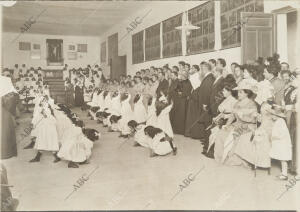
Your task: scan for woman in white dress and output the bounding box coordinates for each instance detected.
[29,96,60,162]
[146,96,157,126]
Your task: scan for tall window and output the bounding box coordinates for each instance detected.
[162,14,182,58]
[145,23,160,61]
[101,41,106,63]
[221,0,264,49]
[132,31,144,64]
[187,1,215,55]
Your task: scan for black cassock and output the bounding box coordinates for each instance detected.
[74,85,84,107]
[171,79,192,135]
[184,73,215,139]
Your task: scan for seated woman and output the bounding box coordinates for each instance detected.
[144,126,177,157]
[208,76,238,154]
[213,80,258,166]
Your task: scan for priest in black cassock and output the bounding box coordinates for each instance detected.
[171,70,192,134]
[185,62,215,140]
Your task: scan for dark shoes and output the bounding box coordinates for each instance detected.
[53,153,61,163]
[68,161,79,168]
[172,147,178,156]
[29,152,41,162]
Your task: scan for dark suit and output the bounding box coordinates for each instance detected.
[209,76,224,117]
[186,73,215,139]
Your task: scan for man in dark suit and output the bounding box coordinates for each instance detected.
[156,71,169,98]
[204,67,225,158]
[187,62,215,141]
[196,62,215,154]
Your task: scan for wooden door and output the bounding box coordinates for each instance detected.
[107,33,118,64]
[111,56,127,80]
[241,12,276,63]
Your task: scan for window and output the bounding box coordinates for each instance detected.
[19,42,31,51]
[101,42,106,63]
[132,30,144,64]
[145,23,160,61]
[162,14,182,58]
[187,1,215,55]
[77,44,87,52]
[220,0,264,49]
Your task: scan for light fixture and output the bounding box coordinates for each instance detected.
[0,1,17,7]
[176,11,199,35]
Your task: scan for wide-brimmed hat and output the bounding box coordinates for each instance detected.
[233,79,257,92]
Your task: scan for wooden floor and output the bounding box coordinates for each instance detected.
[2,107,298,210]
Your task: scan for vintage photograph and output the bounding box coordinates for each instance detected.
[0,0,299,211]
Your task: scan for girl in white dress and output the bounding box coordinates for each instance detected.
[128,120,150,148]
[154,95,173,138]
[144,126,177,157]
[57,120,98,168]
[29,96,60,163]
[133,94,147,124]
[118,93,133,137]
[268,107,292,180]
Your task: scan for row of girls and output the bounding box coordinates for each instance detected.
[87,81,178,157]
[85,53,299,180]
[25,87,100,168]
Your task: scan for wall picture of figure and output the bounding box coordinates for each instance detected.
[46,39,63,66]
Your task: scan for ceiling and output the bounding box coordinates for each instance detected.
[2,1,151,37]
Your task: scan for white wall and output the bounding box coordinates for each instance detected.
[99,1,242,76]
[100,0,300,76]
[2,32,100,70]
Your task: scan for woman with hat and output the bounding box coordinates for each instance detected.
[213,79,258,166]
[208,75,238,161]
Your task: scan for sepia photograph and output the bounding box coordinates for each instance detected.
[0,0,300,211]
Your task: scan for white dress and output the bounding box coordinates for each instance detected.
[134,124,150,147]
[155,104,174,138]
[118,94,134,135]
[133,95,147,123]
[149,132,174,156]
[269,118,292,161]
[34,104,59,151]
[146,97,157,126]
[109,93,121,116]
[208,95,238,152]
[58,126,93,163]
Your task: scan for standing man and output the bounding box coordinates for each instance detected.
[197,62,215,152]
[204,67,224,158]
[217,58,227,77]
[156,71,169,98]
